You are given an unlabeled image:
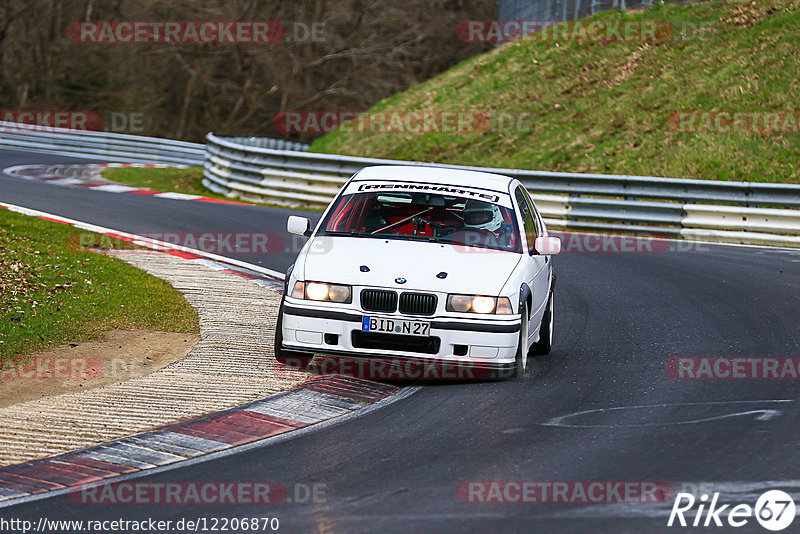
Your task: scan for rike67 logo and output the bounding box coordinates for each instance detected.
[668,490,795,531]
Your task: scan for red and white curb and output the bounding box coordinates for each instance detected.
[0,200,414,506]
[0,375,401,504]
[3,163,250,206]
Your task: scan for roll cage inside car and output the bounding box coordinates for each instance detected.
[319,190,523,253]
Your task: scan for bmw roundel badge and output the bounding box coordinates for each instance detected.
[395,277,406,284]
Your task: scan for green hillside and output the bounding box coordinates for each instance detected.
[311,0,800,183]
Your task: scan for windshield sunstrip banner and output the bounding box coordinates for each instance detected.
[345,181,511,207]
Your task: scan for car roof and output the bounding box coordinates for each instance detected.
[352,165,515,194]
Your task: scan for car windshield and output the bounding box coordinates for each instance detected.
[320,191,521,253]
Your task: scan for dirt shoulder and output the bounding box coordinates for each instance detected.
[0,329,199,409]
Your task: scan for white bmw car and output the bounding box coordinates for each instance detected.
[275,165,561,379]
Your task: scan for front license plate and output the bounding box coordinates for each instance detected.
[362,316,430,337]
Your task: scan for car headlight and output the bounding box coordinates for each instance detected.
[291,281,352,303]
[446,295,513,315]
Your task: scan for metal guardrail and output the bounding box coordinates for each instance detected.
[204,132,800,247]
[205,133,800,207]
[222,136,310,152]
[1,123,796,247]
[496,0,707,32]
[0,123,308,168]
[0,121,205,165]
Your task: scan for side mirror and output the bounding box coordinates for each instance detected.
[534,236,561,255]
[287,216,312,237]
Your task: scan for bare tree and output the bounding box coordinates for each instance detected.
[0,0,495,141]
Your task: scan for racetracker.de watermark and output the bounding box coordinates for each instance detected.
[68,481,326,505]
[457,481,674,503]
[273,110,492,135]
[276,356,516,381]
[67,21,327,44]
[558,233,710,254]
[0,111,147,133]
[668,111,800,134]
[667,358,800,379]
[456,19,673,43]
[451,232,710,254]
[1,356,174,381]
[1,356,103,380]
[77,232,288,255]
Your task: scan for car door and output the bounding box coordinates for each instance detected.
[521,186,554,315]
[513,185,550,343]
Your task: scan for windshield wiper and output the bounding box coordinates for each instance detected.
[324,231,370,237]
[376,234,450,244]
[324,231,450,244]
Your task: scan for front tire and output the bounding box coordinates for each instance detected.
[274,300,314,368]
[530,289,554,356]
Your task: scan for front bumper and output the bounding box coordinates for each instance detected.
[280,299,520,374]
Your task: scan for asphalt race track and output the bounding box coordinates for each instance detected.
[2,147,800,533]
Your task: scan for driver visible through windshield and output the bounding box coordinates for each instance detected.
[321,190,521,253]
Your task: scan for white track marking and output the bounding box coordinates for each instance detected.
[541,399,794,428]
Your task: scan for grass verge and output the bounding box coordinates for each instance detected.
[100,166,226,199]
[0,208,199,362]
[311,0,800,183]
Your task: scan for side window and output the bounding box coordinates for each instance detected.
[514,186,537,254]
[521,187,542,236]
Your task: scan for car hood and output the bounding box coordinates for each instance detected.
[300,236,521,295]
